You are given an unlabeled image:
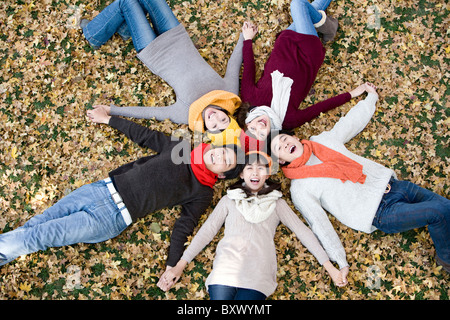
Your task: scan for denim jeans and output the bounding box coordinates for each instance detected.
[372,178,450,264]
[208,285,267,300]
[82,0,179,52]
[0,180,129,266]
[287,0,333,36]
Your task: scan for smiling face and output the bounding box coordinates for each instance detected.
[203,146,237,177]
[270,134,304,163]
[204,106,230,132]
[246,114,271,141]
[240,161,270,193]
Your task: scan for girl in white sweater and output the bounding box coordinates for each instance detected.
[157,151,347,300]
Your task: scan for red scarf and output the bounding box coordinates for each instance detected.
[282,140,366,184]
[190,143,218,188]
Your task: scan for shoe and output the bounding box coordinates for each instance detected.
[436,255,450,274]
[314,10,339,43]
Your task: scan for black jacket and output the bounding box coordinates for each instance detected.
[108,116,213,266]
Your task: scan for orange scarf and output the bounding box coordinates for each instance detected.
[282,140,366,184]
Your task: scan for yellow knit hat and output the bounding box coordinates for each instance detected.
[207,117,242,147]
[189,90,242,132]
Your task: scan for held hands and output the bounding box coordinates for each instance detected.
[242,21,258,41]
[157,259,188,292]
[86,105,111,124]
[157,259,349,291]
[349,82,378,98]
[323,261,349,287]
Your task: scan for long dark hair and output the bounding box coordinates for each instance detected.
[234,101,253,130]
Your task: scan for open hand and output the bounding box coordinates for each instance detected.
[242,21,258,40]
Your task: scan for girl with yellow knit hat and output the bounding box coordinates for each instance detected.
[188,90,243,147]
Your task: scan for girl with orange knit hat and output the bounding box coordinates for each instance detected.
[82,0,243,143]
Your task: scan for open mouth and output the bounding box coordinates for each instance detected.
[249,177,260,185]
[289,145,296,154]
[258,118,267,127]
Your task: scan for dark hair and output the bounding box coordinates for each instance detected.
[228,151,280,196]
[220,144,246,179]
[245,152,271,170]
[235,102,275,148]
[234,101,253,130]
[266,130,295,166]
[203,105,230,133]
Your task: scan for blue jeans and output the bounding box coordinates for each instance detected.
[82,0,179,52]
[208,285,266,300]
[287,0,333,36]
[0,181,129,266]
[372,178,450,264]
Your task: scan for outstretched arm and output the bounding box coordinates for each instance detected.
[282,83,378,130]
[158,196,230,291]
[277,199,348,287]
[86,105,173,152]
[282,92,352,129]
[240,22,259,102]
[223,32,245,95]
[290,187,350,270]
[101,100,189,124]
[323,82,379,144]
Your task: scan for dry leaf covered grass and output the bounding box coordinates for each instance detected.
[0,0,448,300]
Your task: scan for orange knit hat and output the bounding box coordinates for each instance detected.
[246,150,274,174]
[189,90,242,132]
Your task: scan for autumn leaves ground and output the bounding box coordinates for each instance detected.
[0,0,449,300]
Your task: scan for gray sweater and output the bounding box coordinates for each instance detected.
[289,93,395,269]
[110,24,243,124]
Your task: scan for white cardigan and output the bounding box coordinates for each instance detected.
[289,93,395,269]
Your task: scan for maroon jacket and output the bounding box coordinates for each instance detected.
[240,30,351,130]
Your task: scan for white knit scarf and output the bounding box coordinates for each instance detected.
[227,187,283,224]
[245,70,293,130]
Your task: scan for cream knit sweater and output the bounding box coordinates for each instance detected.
[181,191,330,297]
[289,93,395,269]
